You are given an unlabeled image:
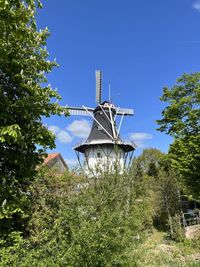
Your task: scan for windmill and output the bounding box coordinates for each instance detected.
[66,70,136,175]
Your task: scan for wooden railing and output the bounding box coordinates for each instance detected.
[182,210,200,227]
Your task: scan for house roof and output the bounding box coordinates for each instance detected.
[44,153,60,164]
[44,152,68,169]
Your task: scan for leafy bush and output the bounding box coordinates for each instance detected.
[0,168,156,266]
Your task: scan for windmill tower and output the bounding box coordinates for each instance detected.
[67,71,136,175]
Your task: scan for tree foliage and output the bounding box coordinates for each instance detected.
[0,168,156,266]
[0,0,67,242]
[131,149,182,238]
[131,148,165,178]
[157,73,200,137]
[157,73,200,198]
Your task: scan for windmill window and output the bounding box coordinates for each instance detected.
[97,152,102,158]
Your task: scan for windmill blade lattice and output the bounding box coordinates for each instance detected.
[65,106,94,116]
[95,70,102,105]
[116,107,134,116]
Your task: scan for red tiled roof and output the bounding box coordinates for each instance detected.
[43,152,68,170]
[44,152,60,165]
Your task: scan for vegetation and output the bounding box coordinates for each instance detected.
[0,168,155,266]
[0,1,200,266]
[0,0,67,245]
[1,163,199,266]
[132,230,200,267]
[157,73,200,199]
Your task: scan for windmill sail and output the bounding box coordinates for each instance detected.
[116,108,134,116]
[66,106,94,116]
[95,70,102,104]
[68,110,92,116]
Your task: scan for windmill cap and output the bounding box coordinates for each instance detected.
[94,101,116,113]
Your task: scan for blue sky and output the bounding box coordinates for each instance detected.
[37,0,200,167]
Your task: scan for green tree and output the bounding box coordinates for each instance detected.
[157,73,200,199]
[0,0,67,242]
[157,169,182,239]
[131,149,182,237]
[132,148,165,179]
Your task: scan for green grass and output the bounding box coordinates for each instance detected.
[131,230,200,267]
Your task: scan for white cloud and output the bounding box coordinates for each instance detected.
[129,132,153,148]
[48,120,91,143]
[67,120,91,138]
[193,0,200,12]
[130,132,152,140]
[48,125,73,143]
[57,130,72,143]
